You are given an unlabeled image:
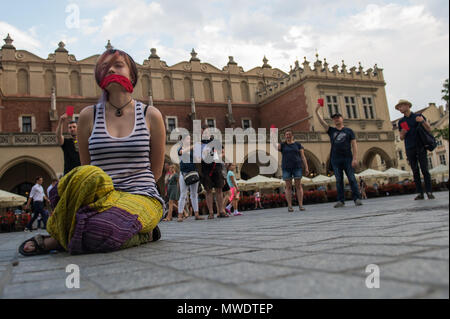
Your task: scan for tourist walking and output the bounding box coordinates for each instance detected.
[24,176,50,232]
[163,165,180,221]
[227,164,242,216]
[359,177,368,199]
[315,103,362,208]
[19,49,165,256]
[254,190,263,209]
[396,99,434,200]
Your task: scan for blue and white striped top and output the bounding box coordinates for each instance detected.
[89,100,165,209]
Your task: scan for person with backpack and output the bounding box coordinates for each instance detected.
[396,99,435,200]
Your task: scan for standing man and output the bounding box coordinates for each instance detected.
[56,113,81,175]
[24,176,50,232]
[396,99,434,200]
[315,103,362,208]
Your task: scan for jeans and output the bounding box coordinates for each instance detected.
[406,147,432,194]
[331,157,361,203]
[26,201,45,230]
[282,167,303,180]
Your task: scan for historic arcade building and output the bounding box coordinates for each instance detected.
[0,34,396,195]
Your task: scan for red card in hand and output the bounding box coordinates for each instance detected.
[400,121,410,131]
[318,98,324,106]
[66,106,74,117]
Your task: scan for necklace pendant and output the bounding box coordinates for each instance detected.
[115,109,123,117]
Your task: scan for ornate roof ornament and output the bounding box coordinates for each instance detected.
[302,56,310,68]
[2,33,15,49]
[228,56,237,65]
[262,56,271,68]
[190,48,200,62]
[149,48,159,59]
[341,60,347,72]
[358,61,364,73]
[55,41,68,53]
[105,40,113,50]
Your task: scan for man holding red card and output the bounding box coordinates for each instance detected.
[396,99,434,200]
[56,106,81,175]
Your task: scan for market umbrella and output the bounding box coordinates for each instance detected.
[0,190,27,208]
[310,175,333,185]
[429,164,449,176]
[355,168,388,179]
[383,167,411,178]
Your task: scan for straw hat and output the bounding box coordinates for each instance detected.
[395,99,412,110]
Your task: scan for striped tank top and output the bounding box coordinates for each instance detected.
[89,100,164,209]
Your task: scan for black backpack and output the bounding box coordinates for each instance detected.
[417,123,437,152]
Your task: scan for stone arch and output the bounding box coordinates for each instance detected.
[238,150,279,180]
[70,70,81,96]
[163,75,173,100]
[303,149,323,177]
[362,147,394,170]
[17,69,29,94]
[183,77,192,100]
[44,69,55,96]
[0,156,57,196]
[203,78,212,101]
[222,79,231,101]
[240,81,249,102]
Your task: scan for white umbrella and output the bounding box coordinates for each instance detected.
[429,164,449,176]
[310,175,333,185]
[355,168,388,179]
[383,167,411,178]
[0,190,27,208]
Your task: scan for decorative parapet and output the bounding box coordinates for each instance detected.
[0,133,59,146]
[256,55,384,103]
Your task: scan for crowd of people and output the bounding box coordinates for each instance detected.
[15,48,436,258]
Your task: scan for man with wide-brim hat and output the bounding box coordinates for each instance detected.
[396,99,434,200]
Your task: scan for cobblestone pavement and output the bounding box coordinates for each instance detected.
[0,192,448,299]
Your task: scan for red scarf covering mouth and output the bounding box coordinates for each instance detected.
[100,74,134,93]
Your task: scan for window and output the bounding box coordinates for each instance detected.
[439,154,447,166]
[326,95,339,118]
[22,116,32,133]
[17,69,29,94]
[401,166,405,171]
[73,114,80,123]
[398,151,403,160]
[362,97,375,119]
[427,156,433,169]
[240,81,250,102]
[222,80,231,102]
[242,119,252,129]
[344,96,357,119]
[163,76,173,100]
[206,118,216,128]
[70,71,81,96]
[184,78,192,100]
[203,79,212,101]
[166,117,177,132]
[437,139,443,147]
[141,75,150,98]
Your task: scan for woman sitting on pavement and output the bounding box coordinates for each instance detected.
[19,49,166,256]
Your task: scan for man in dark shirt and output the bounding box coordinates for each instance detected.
[56,113,81,175]
[396,99,434,200]
[316,103,362,208]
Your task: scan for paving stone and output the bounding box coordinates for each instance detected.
[116,280,260,299]
[412,248,449,260]
[188,262,302,285]
[196,247,257,256]
[241,272,430,299]
[89,268,193,294]
[330,244,429,257]
[222,249,307,263]
[3,278,75,298]
[152,255,236,270]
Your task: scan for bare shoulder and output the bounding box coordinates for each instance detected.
[146,105,163,121]
[78,105,95,131]
[79,104,94,117]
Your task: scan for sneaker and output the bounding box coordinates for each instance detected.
[414,194,425,200]
[334,202,345,208]
[233,211,242,216]
[355,199,363,206]
[426,193,435,200]
[225,207,231,214]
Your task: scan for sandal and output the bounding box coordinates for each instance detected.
[299,206,306,211]
[207,215,214,219]
[195,216,205,220]
[18,234,60,257]
[288,207,294,212]
[162,217,172,221]
[217,212,229,218]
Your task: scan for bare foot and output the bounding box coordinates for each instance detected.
[23,237,60,252]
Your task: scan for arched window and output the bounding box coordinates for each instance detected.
[141,75,150,98]
[17,69,29,95]
[203,78,212,101]
[240,81,249,102]
[257,81,265,92]
[163,76,173,100]
[184,77,192,100]
[44,70,55,96]
[222,80,230,102]
[70,71,81,96]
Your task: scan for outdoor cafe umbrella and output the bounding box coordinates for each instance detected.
[0,190,27,208]
[383,167,411,178]
[355,168,388,179]
[429,164,449,176]
[310,175,333,185]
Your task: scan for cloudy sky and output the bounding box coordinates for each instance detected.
[1,0,448,120]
